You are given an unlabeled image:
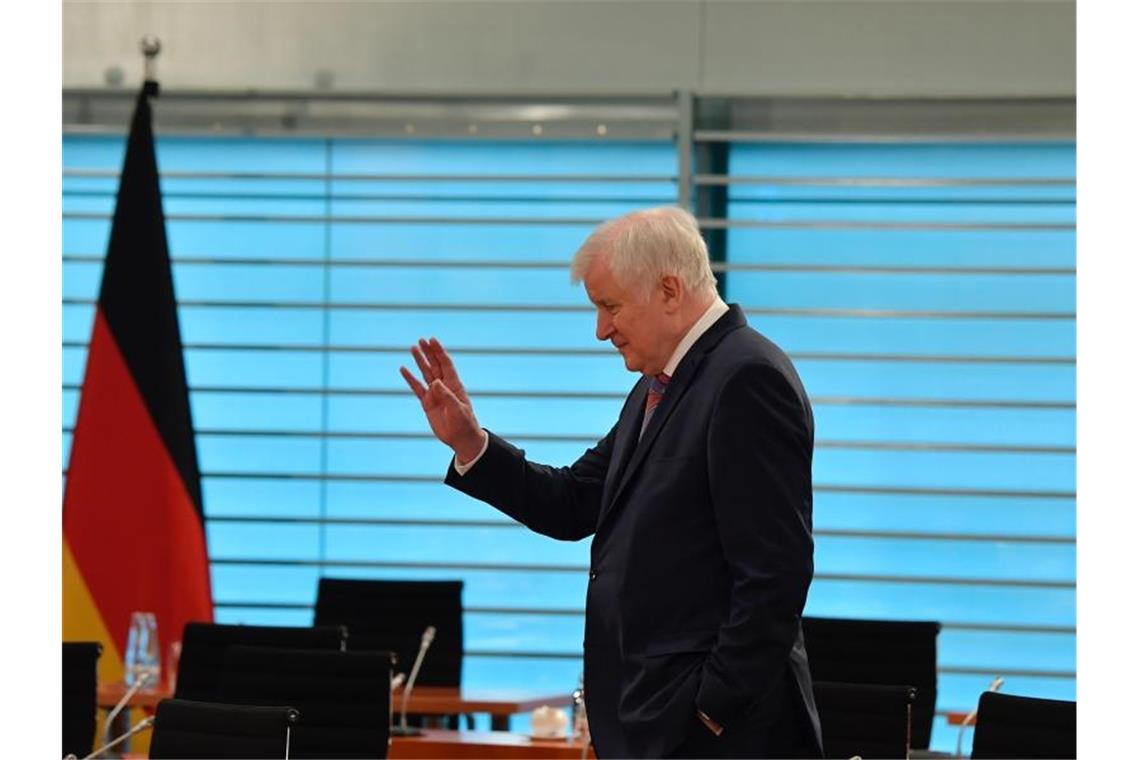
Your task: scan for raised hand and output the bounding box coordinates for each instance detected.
[399,337,485,462]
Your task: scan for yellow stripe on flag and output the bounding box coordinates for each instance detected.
[63,538,124,684]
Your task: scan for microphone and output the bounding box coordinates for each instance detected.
[392,625,436,737]
[571,676,590,760]
[99,671,153,748]
[956,675,1005,757]
[80,715,155,759]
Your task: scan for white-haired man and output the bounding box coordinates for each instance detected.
[401,206,822,758]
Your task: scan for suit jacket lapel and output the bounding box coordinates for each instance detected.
[596,304,748,532]
[600,376,648,516]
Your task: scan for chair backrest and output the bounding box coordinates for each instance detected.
[813,680,916,759]
[314,578,463,687]
[971,691,1077,759]
[175,622,347,702]
[220,645,397,759]
[62,641,102,758]
[803,616,941,749]
[150,698,300,759]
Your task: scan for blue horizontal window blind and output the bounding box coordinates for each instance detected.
[726,141,1075,751]
[63,135,674,725]
[63,133,1074,749]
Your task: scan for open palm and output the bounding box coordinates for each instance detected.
[399,337,483,460]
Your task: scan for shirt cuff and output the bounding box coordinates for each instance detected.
[697,708,725,736]
[452,430,490,475]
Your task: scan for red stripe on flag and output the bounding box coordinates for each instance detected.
[64,309,213,660]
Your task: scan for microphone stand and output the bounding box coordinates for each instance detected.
[391,625,436,737]
[78,715,155,760]
[572,680,590,760]
[956,676,1004,758]
[100,671,153,749]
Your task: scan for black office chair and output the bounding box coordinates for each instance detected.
[220,645,396,759]
[62,642,102,759]
[970,691,1076,759]
[813,680,917,759]
[313,578,463,688]
[150,698,300,759]
[315,578,467,729]
[175,622,347,702]
[803,616,942,750]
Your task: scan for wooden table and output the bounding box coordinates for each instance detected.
[391,729,595,759]
[97,682,168,710]
[402,687,571,730]
[945,710,976,726]
[99,682,571,730]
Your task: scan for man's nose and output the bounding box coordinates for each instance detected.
[596,311,613,341]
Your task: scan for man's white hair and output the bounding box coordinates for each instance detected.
[570,206,718,300]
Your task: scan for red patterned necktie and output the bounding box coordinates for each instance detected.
[641,372,671,437]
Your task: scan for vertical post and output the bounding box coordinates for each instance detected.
[694,97,730,298]
[675,90,694,212]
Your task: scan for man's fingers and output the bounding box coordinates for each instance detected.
[399,366,427,400]
[411,343,435,383]
[419,337,443,376]
[428,337,459,380]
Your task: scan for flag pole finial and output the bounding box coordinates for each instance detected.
[140,36,161,82]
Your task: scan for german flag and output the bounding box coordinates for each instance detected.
[63,80,213,685]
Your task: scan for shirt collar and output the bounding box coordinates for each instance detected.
[662,297,729,377]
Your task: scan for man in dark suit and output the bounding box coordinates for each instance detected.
[400,206,822,758]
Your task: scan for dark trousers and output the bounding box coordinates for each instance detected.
[666,671,821,759]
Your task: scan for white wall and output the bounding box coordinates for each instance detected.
[62,0,1075,97]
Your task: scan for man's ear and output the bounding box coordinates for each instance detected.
[660,274,682,310]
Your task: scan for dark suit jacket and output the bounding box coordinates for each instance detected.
[446,305,822,758]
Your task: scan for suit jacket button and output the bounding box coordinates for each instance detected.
[589,570,598,581]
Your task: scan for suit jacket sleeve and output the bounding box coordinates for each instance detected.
[696,363,815,726]
[443,427,614,541]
